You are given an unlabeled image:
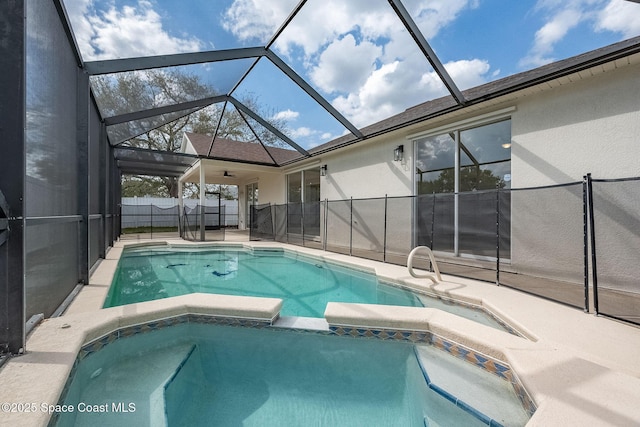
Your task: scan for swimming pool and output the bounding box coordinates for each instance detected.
[104,246,423,317]
[52,322,530,426]
[104,245,512,331]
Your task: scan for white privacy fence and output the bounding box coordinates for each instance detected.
[121,197,239,229]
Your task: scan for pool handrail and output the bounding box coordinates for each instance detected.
[407,246,442,284]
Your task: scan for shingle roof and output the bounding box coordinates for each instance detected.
[184,36,640,166]
[185,132,302,165]
[308,35,640,156]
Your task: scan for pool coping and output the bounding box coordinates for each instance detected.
[2,239,640,426]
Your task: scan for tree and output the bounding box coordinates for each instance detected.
[93,70,290,197]
[122,175,169,197]
[180,183,238,200]
[417,166,505,194]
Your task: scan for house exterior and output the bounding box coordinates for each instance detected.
[180,36,640,306]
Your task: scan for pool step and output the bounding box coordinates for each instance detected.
[272,315,330,331]
[414,345,530,426]
[70,344,196,427]
[164,345,215,425]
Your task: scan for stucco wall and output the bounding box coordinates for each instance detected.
[320,133,413,201]
[508,61,640,283]
[237,173,284,230]
[256,173,286,205]
[511,62,640,187]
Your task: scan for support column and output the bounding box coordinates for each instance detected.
[116,169,122,238]
[99,120,107,258]
[77,69,90,285]
[0,0,26,355]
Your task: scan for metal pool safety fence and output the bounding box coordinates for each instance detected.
[120,200,238,241]
[180,205,227,242]
[250,174,640,326]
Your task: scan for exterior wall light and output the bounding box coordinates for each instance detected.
[394,145,404,162]
[320,164,327,176]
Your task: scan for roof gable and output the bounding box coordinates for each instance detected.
[184,132,302,166]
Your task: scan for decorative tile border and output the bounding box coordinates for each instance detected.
[329,325,431,343]
[78,314,271,361]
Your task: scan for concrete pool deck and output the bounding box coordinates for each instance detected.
[1,238,639,426]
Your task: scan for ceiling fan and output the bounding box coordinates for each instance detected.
[223,171,235,177]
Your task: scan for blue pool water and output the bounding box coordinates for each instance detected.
[104,246,423,317]
[54,323,506,426]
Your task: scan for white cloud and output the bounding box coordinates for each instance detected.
[65,0,204,60]
[271,1,391,58]
[521,0,640,68]
[221,0,483,129]
[443,59,491,89]
[272,109,300,121]
[290,127,314,139]
[408,0,478,39]
[224,0,454,132]
[63,0,95,59]
[222,0,473,60]
[333,58,491,128]
[222,0,298,44]
[520,8,583,67]
[310,34,381,94]
[596,0,640,38]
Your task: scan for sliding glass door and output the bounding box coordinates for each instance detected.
[415,119,511,258]
[246,182,258,228]
[287,167,321,238]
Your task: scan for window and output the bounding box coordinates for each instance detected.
[415,119,511,258]
[416,120,511,194]
[459,120,511,191]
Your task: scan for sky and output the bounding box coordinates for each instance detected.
[62,0,640,149]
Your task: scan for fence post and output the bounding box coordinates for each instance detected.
[586,173,599,314]
[323,199,328,251]
[269,203,274,241]
[582,176,590,312]
[349,197,353,257]
[430,192,436,251]
[150,204,153,240]
[496,186,500,286]
[383,194,388,263]
[272,203,276,241]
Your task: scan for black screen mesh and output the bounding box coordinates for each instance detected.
[591,178,640,323]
